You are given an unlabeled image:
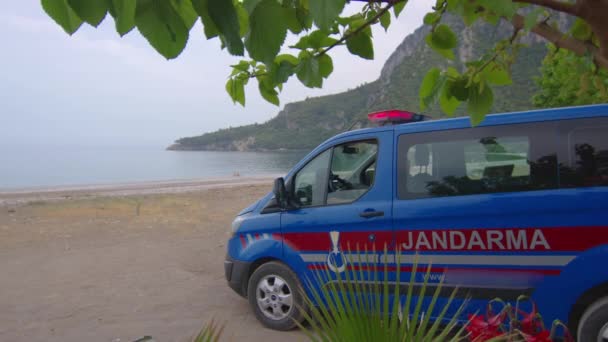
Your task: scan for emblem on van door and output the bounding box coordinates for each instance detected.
[327,231,347,273]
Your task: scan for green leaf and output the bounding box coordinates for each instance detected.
[478,0,517,19]
[111,0,136,35]
[284,7,303,34]
[318,54,333,78]
[258,77,280,105]
[294,30,338,50]
[276,54,299,65]
[297,53,322,88]
[296,2,313,30]
[41,0,83,34]
[236,5,249,37]
[171,0,198,31]
[425,34,455,59]
[67,0,108,27]
[192,0,219,39]
[423,12,440,25]
[309,0,345,32]
[346,29,374,60]
[380,10,391,31]
[571,18,592,41]
[481,63,512,86]
[419,67,441,110]
[269,59,296,84]
[231,60,251,74]
[393,1,406,18]
[468,82,494,125]
[207,0,244,56]
[245,0,288,64]
[431,24,457,49]
[135,0,189,59]
[226,77,246,106]
[450,77,469,101]
[243,0,263,14]
[460,1,480,26]
[439,81,461,116]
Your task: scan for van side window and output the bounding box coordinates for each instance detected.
[398,123,558,199]
[292,140,378,207]
[293,149,331,207]
[560,121,608,187]
[327,141,378,205]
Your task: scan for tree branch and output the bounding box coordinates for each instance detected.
[317,2,395,57]
[512,14,608,69]
[512,0,580,16]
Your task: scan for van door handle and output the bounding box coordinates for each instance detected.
[359,210,384,218]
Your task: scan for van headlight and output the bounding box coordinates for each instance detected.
[231,214,247,234]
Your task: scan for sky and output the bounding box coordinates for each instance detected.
[0,1,432,148]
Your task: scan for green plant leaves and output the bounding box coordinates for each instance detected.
[269,54,298,84]
[171,0,198,31]
[419,68,443,110]
[426,24,457,59]
[67,0,108,27]
[226,77,246,106]
[468,81,493,125]
[430,24,457,50]
[379,10,391,31]
[309,0,345,32]
[293,30,338,50]
[481,62,512,86]
[41,0,83,34]
[297,53,322,88]
[318,54,333,78]
[134,0,189,59]
[393,1,406,17]
[346,28,374,60]
[423,12,440,26]
[111,0,136,36]
[191,0,218,39]
[207,0,244,55]
[439,81,461,115]
[571,18,593,41]
[478,0,517,19]
[258,76,280,105]
[245,0,288,64]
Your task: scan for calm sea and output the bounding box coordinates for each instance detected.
[0,144,307,190]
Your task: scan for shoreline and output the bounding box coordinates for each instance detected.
[0,176,276,207]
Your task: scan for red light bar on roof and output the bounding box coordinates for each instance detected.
[367,110,430,125]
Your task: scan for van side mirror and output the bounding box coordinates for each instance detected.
[273,177,287,209]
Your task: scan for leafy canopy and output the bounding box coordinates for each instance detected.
[42,0,608,125]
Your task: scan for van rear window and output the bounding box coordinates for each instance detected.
[559,120,608,187]
[398,122,558,199]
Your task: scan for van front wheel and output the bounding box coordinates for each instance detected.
[578,296,608,342]
[247,261,306,331]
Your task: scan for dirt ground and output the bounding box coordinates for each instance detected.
[0,182,305,341]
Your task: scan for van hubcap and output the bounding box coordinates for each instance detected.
[600,322,608,342]
[256,275,293,321]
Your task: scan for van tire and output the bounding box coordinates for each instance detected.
[247,261,306,331]
[577,296,608,342]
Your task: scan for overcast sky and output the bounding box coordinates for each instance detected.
[0,1,432,148]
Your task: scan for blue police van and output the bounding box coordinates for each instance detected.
[224,104,608,340]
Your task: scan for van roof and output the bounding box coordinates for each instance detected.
[332,104,608,140]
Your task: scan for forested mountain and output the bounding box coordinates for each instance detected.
[169,14,553,152]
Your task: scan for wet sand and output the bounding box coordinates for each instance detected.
[0,179,305,341]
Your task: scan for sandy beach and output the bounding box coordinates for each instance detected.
[0,178,305,341]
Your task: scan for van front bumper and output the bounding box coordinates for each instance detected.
[224,255,252,298]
